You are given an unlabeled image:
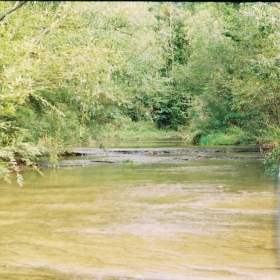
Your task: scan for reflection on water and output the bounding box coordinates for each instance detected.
[0,148,279,279]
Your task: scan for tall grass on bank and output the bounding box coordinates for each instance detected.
[98,121,181,140]
[200,127,255,146]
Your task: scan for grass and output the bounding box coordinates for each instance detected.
[90,118,258,147]
[98,120,181,140]
[200,127,255,146]
[122,158,134,164]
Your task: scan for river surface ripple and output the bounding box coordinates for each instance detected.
[0,144,279,279]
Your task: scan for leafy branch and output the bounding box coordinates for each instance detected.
[0,1,29,22]
[30,93,65,117]
[114,27,133,36]
[35,2,70,44]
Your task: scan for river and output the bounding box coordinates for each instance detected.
[0,141,279,279]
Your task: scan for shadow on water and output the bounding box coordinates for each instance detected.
[1,143,280,279]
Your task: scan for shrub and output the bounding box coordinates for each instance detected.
[200,127,255,146]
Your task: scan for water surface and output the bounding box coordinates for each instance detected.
[0,145,279,279]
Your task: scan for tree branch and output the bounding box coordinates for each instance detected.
[0,1,28,22]
[114,27,133,36]
[34,2,68,44]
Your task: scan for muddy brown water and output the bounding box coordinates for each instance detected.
[1,143,280,279]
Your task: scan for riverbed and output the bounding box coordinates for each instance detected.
[0,142,279,279]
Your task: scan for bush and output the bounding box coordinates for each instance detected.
[200,127,255,146]
[263,142,280,176]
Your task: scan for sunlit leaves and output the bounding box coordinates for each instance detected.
[1,1,280,183]
[183,2,280,139]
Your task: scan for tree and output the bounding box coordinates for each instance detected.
[182,2,280,144]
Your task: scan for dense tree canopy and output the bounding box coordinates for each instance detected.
[1,1,280,184]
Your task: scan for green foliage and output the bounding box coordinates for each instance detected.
[152,92,190,129]
[122,159,134,165]
[263,143,280,176]
[183,2,280,149]
[200,127,254,146]
[256,127,280,176]
[0,143,42,186]
[100,120,180,140]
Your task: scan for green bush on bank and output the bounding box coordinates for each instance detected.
[257,127,280,176]
[199,127,255,146]
[98,121,180,140]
